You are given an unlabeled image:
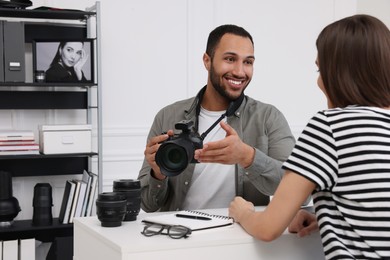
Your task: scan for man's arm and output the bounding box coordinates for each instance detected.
[194,112,295,196]
[244,108,295,195]
[138,116,171,212]
[194,121,255,167]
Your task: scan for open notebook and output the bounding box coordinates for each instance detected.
[142,210,234,231]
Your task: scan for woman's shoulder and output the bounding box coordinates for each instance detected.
[45,63,70,81]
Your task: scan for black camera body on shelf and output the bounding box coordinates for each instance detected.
[155,120,203,177]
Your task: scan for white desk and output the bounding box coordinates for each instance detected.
[73,208,325,260]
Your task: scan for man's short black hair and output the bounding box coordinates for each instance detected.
[206,24,254,58]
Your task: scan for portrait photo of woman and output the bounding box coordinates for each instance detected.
[34,40,93,83]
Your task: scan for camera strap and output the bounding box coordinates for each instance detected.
[200,92,244,140]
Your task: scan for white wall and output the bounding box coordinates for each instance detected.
[5,0,390,220]
[96,0,353,189]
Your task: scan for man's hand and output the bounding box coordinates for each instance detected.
[194,121,254,168]
[288,209,318,237]
[144,130,174,180]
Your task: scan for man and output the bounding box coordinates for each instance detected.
[138,24,295,212]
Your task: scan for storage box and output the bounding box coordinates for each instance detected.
[39,124,92,154]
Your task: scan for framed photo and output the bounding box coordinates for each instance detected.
[33,39,94,83]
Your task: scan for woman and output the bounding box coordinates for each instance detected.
[229,14,390,259]
[45,41,89,82]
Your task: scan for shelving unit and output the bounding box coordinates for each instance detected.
[0,2,102,259]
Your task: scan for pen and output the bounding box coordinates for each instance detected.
[175,214,212,221]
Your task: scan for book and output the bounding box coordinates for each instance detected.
[3,239,18,260]
[59,180,74,224]
[60,180,76,224]
[0,140,36,145]
[69,179,81,223]
[20,238,36,260]
[0,144,39,151]
[0,150,40,155]
[80,170,92,217]
[142,210,234,231]
[85,172,98,216]
[0,130,35,141]
[74,173,88,218]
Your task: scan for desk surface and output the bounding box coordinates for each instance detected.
[74,208,325,260]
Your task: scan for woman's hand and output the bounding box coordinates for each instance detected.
[74,49,89,81]
[288,209,318,237]
[228,196,255,223]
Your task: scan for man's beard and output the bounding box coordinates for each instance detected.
[209,62,248,101]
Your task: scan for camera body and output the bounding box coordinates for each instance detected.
[155,120,203,177]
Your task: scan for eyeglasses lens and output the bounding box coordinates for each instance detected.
[168,225,192,239]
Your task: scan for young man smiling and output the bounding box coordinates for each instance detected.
[138,24,295,212]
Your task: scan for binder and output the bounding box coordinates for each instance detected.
[3,21,25,82]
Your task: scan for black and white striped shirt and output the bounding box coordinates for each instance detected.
[283,106,390,260]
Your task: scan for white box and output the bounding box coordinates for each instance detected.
[39,124,92,154]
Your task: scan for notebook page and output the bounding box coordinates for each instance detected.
[142,210,234,231]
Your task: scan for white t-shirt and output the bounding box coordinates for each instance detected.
[182,107,235,210]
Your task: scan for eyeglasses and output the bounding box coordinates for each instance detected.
[141,224,192,239]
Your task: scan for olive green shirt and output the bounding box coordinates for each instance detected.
[138,91,295,212]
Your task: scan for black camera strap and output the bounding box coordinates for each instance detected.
[200,93,244,140]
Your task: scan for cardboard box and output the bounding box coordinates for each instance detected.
[39,124,92,154]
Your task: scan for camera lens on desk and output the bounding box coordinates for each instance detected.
[113,179,141,221]
[32,183,53,226]
[0,170,21,227]
[96,192,127,227]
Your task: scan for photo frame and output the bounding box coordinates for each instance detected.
[33,39,94,83]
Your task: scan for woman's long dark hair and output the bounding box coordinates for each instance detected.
[49,41,84,68]
[316,14,390,108]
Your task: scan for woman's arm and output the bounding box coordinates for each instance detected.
[229,170,316,241]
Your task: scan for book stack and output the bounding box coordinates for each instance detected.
[58,170,98,224]
[0,130,39,155]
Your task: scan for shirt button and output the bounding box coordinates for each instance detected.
[157,184,161,188]
[184,181,189,185]
[245,172,249,175]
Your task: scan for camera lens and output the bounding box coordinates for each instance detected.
[0,171,21,227]
[95,192,127,227]
[160,144,188,170]
[32,183,53,226]
[156,141,194,177]
[113,179,141,222]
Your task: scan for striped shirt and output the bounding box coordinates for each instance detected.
[282,106,390,260]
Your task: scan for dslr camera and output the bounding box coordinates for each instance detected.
[155,120,203,177]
